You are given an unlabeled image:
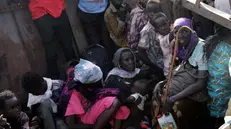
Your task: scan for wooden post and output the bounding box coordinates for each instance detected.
[170,0,231,30]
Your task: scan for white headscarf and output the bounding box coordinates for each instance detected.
[74,59,103,84]
[106,48,140,81]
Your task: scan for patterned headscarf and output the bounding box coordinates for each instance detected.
[173,18,199,61]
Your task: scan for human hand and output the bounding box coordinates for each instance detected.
[196,0,201,8]
[152,81,166,103]
[163,97,175,113]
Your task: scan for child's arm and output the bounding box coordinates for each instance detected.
[27,91,52,108]
[124,94,142,105]
[124,96,136,104]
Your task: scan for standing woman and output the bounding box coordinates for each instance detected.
[105,48,140,97]
[204,26,231,128]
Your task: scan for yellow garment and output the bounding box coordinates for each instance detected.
[104,4,127,47]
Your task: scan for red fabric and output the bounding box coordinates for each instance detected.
[29,0,66,20]
[65,90,130,125]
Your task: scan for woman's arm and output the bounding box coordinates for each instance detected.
[171,70,207,101]
[93,99,121,129]
[66,115,93,129]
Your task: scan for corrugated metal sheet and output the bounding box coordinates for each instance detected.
[0,0,88,94]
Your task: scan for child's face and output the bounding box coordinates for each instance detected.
[152,17,170,36]
[131,81,147,95]
[3,97,20,118]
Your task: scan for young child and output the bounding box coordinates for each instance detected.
[0,90,29,129]
[129,79,149,111]
[123,79,151,129]
[21,72,67,129]
[138,12,173,78]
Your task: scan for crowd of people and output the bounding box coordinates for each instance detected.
[1,0,231,129]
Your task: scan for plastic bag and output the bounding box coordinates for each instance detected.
[74,59,103,84]
[157,113,177,129]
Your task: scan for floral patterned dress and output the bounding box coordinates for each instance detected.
[208,41,231,117]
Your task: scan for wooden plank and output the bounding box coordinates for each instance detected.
[66,0,88,53]
[170,0,231,30]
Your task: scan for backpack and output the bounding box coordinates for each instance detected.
[81,44,113,80]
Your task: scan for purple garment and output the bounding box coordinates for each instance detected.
[127,6,148,49]
[173,18,199,61]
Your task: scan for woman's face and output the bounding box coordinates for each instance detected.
[174,26,191,47]
[120,50,135,72]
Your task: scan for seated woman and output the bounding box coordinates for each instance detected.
[153,18,210,129]
[204,25,231,128]
[105,48,140,97]
[64,59,130,129]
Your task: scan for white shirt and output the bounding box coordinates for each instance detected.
[27,78,57,113]
[215,0,231,14]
